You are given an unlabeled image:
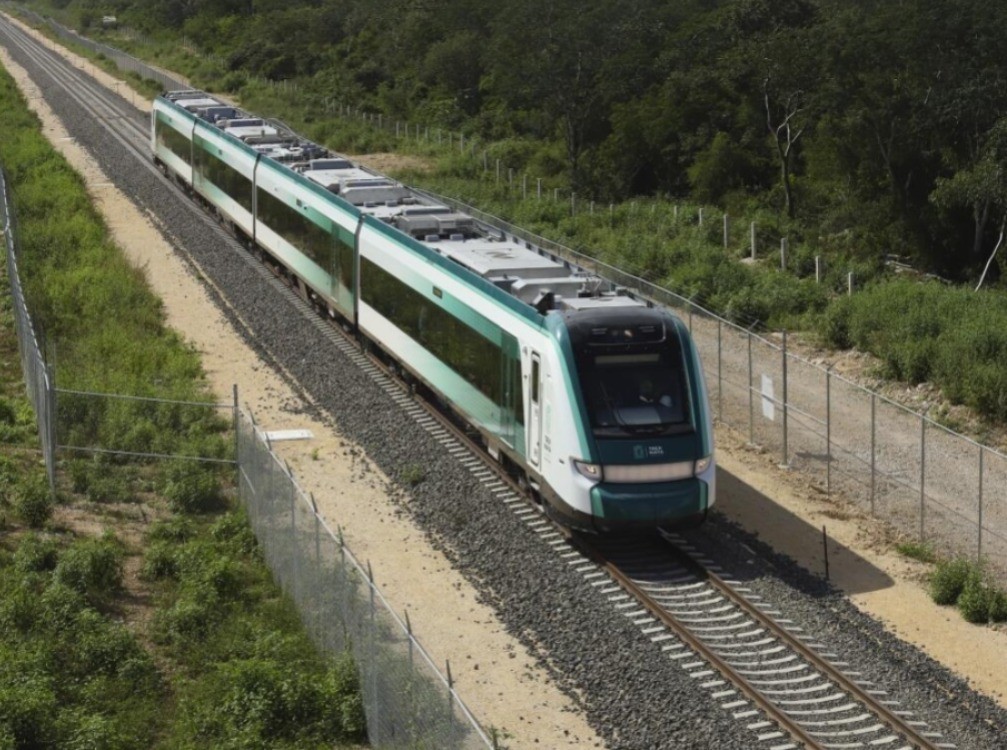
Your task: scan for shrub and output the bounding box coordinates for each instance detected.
[154,583,222,645]
[147,516,195,543]
[140,541,178,581]
[38,581,88,629]
[12,474,52,528]
[929,557,971,605]
[13,534,59,573]
[957,570,992,624]
[68,459,136,504]
[989,589,1007,623]
[210,512,258,556]
[0,675,58,749]
[0,580,42,633]
[177,655,366,745]
[161,463,223,514]
[53,532,124,601]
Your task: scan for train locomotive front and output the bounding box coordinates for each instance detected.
[540,304,714,533]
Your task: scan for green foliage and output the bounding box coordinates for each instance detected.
[401,463,426,487]
[173,653,365,746]
[895,541,936,564]
[0,56,366,748]
[68,458,136,504]
[53,531,125,602]
[146,516,196,543]
[13,533,59,573]
[989,589,1007,623]
[140,540,178,581]
[958,569,994,624]
[160,462,224,514]
[816,281,1007,417]
[12,473,52,528]
[210,511,258,556]
[929,557,971,606]
[0,671,58,749]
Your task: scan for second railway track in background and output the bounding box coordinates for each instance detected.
[0,16,966,749]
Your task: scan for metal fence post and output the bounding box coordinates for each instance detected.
[717,319,723,421]
[978,446,984,562]
[826,365,831,497]
[870,393,876,517]
[781,330,789,467]
[920,415,926,541]
[747,331,754,445]
[232,384,239,483]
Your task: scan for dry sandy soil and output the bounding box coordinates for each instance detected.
[2,18,1005,748]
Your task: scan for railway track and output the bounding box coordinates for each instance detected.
[574,533,955,750]
[0,16,967,749]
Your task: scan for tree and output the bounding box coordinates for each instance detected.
[763,78,805,218]
[931,118,1007,279]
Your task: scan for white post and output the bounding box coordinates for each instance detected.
[723,213,729,248]
[780,237,787,270]
[848,271,854,295]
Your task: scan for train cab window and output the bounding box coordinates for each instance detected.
[577,343,691,437]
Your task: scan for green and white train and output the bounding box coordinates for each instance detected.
[151,91,715,532]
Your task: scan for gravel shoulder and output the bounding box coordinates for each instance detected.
[2,14,1006,747]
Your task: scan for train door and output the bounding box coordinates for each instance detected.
[529,352,543,468]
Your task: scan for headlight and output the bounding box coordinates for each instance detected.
[573,459,603,481]
[694,456,713,474]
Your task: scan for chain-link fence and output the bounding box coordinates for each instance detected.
[1,164,495,748]
[0,167,56,488]
[238,410,494,749]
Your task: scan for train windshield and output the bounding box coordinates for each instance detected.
[577,341,692,437]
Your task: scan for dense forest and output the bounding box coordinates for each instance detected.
[39,0,1007,284]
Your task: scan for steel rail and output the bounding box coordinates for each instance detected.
[571,536,829,750]
[661,541,943,750]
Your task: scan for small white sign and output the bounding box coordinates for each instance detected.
[761,375,775,421]
[264,429,313,442]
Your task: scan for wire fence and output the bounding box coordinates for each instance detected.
[0,167,56,488]
[238,411,495,748]
[0,166,496,749]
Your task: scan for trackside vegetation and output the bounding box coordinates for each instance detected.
[0,61,366,747]
[928,556,1007,626]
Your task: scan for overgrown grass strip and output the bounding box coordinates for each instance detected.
[0,59,366,748]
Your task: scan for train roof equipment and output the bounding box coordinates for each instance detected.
[157,89,649,316]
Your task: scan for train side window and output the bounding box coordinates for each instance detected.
[531,358,540,404]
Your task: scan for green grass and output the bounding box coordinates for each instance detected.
[895,540,937,564]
